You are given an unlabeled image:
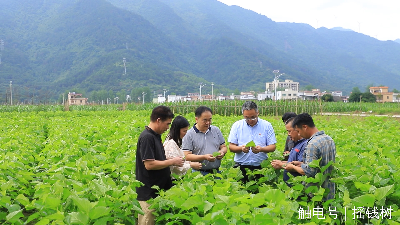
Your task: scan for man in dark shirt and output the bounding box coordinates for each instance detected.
[282,112,297,161]
[285,113,336,200]
[271,117,307,186]
[136,106,184,225]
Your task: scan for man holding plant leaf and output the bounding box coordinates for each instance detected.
[135,106,184,225]
[281,112,297,160]
[182,106,227,175]
[228,101,276,183]
[284,113,336,200]
[271,117,307,186]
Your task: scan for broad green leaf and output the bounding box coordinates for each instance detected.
[215,195,230,204]
[93,217,112,225]
[26,212,40,224]
[211,209,224,219]
[354,182,372,192]
[231,203,250,214]
[43,211,65,221]
[71,196,93,214]
[248,193,267,207]
[203,201,213,214]
[1,181,13,192]
[45,196,61,209]
[181,195,202,210]
[245,140,255,147]
[15,194,30,206]
[292,183,304,191]
[212,151,220,157]
[36,219,50,225]
[67,212,89,225]
[6,204,21,212]
[374,184,394,201]
[6,209,23,223]
[264,189,285,204]
[352,194,375,207]
[89,206,111,220]
[132,204,144,215]
[0,196,11,206]
[308,157,322,168]
[305,186,318,194]
[213,218,229,225]
[320,160,333,173]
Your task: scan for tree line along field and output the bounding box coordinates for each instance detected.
[0,110,399,224]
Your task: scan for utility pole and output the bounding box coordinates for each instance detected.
[0,39,4,65]
[10,81,12,105]
[199,83,206,101]
[163,89,168,98]
[123,58,127,75]
[273,70,283,101]
[142,92,146,104]
[211,82,214,100]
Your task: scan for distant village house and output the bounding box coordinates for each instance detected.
[68,92,88,105]
[369,86,393,103]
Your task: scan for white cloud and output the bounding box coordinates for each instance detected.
[217,0,400,40]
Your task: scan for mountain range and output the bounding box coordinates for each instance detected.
[0,0,399,102]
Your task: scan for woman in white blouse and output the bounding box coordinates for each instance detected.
[164,116,202,176]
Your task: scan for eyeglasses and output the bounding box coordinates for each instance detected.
[202,118,212,123]
[244,117,258,121]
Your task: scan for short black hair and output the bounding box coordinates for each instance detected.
[282,112,297,123]
[167,115,190,147]
[150,106,174,122]
[292,113,315,128]
[284,116,295,125]
[195,106,212,117]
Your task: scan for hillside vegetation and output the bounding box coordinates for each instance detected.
[0,0,399,103]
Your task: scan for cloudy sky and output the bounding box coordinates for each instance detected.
[217,0,399,41]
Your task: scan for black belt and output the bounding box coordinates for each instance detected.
[199,168,219,173]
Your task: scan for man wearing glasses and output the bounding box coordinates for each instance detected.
[228,101,276,183]
[182,106,227,175]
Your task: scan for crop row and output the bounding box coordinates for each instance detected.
[0,111,399,224]
[0,101,399,115]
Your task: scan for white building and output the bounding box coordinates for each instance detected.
[257,91,274,100]
[331,91,342,97]
[157,95,166,103]
[276,89,299,100]
[266,79,299,92]
[167,95,184,102]
[393,93,400,102]
[240,92,257,100]
[217,95,227,101]
[298,89,322,100]
[229,94,241,100]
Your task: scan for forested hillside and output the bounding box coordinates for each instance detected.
[0,0,399,103]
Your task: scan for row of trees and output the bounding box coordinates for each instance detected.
[321,85,399,103]
[56,84,398,105]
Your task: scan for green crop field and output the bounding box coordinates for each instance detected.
[0,110,399,224]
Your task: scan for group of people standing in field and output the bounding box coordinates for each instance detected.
[135,101,336,225]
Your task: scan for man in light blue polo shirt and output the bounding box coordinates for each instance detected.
[228,101,276,183]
